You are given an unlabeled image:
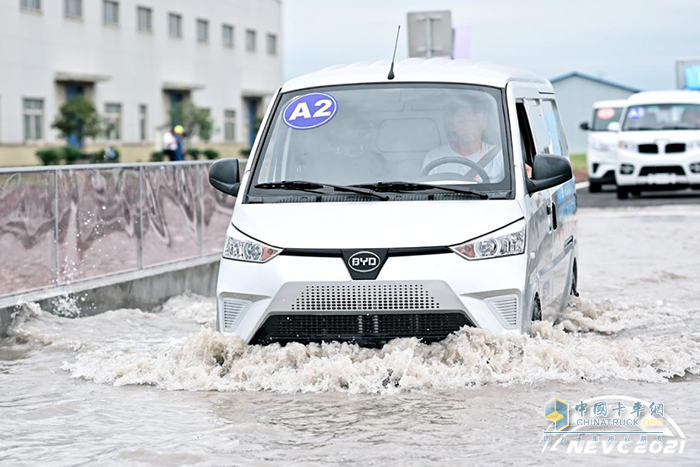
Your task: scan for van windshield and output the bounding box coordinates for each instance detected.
[248,84,511,202]
[622,103,700,131]
[591,107,623,131]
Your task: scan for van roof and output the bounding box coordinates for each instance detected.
[282,58,552,93]
[593,99,629,108]
[626,90,700,106]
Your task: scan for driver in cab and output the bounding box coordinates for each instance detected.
[422,94,504,183]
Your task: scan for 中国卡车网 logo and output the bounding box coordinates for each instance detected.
[545,398,569,431]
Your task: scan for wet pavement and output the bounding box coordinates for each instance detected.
[1,204,700,465]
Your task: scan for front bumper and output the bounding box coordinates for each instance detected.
[615,149,700,188]
[587,147,616,184]
[216,251,528,344]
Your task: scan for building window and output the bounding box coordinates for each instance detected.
[20,0,41,11]
[168,13,182,38]
[245,29,256,52]
[137,6,152,32]
[266,33,277,55]
[222,24,234,48]
[197,19,209,43]
[139,104,147,141]
[104,103,122,140]
[23,98,44,141]
[64,0,81,18]
[103,0,119,26]
[224,110,236,141]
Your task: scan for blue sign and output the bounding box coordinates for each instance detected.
[684,65,700,90]
[282,93,338,129]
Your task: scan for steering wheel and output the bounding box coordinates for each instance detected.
[420,156,492,183]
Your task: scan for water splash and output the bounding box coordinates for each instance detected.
[57,297,700,395]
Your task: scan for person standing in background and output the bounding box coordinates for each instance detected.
[173,125,185,161]
[162,127,178,161]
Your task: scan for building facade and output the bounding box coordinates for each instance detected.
[0,0,283,166]
[550,72,639,154]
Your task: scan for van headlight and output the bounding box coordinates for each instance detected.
[618,141,637,151]
[223,230,281,263]
[590,140,610,151]
[688,140,700,149]
[450,219,525,260]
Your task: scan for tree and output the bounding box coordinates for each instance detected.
[168,103,214,142]
[51,96,101,148]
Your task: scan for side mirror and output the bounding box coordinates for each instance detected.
[209,158,241,196]
[527,154,573,194]
[607,122,621,132]
[579,121,590,131]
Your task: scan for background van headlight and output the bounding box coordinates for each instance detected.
[590,140,610,151]
[223,231,281,263]
[618,141,638,151]
[450,219,525,260]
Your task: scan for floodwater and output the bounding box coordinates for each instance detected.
[2,205,700,466]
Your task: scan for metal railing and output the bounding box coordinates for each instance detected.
[0,161,237,299]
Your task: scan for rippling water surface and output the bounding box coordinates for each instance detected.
[2,206,700,465]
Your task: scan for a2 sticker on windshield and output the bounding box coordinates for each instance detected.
[282,93,338,129]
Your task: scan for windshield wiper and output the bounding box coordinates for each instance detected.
[254,180,389,200]
[352,181,490,199]
[662,125,699,130]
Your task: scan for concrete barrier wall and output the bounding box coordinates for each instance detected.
[0,256,220,337]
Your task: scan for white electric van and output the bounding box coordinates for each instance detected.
[209,59,578,346]
[614,90,700,199]
[580,99,627,192]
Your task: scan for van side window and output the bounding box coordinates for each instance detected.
[523,99,553,155]
[516,101,536,175]
[541,99,569,157]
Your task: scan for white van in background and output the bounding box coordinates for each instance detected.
[614,91,700,199]
[580,99,627,192]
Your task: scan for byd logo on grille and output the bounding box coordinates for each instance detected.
[347,251,381,273]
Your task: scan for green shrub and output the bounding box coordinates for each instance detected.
[203,149,219,160]
[62,146,82,165]
[239,147,251,157]
[150,151,165,162]
[187,148,202,160]
[93,147,120,163]
[36,148,62,166]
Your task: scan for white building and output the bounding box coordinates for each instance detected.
[550,72,640,154]
[0,0,283,166]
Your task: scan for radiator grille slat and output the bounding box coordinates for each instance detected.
[486,296,518,328]
[250,313,472,347]
[291,284,440,312]
[222,298,251,332]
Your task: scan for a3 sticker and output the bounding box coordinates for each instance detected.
[627,106,645,120]
[282,93,338,129]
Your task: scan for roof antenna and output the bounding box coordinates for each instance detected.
[387,25,400,80]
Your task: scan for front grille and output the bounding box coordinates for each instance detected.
[665,143,686,153]
[250,313,472,346]
[639,144,659,154]
[639,166,685,176]
[290,284,441,312]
